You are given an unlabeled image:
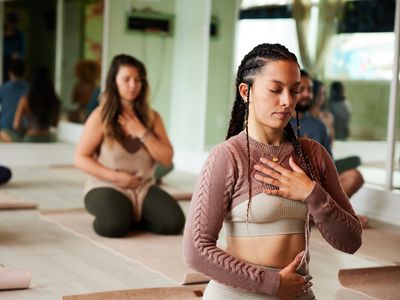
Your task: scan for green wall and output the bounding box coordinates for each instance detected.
[107,0,240,151]
[205,0,240,149]
[108,0,175,129]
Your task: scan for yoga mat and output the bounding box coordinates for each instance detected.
[0,269,31,290]
[41,209,209,285]
[311,226,400,265]
[63,285,205,300]
[338,266,400,300]
[0,191,37,210]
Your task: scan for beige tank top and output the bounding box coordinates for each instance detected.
[224,193,307,236]
[84,137,156,222]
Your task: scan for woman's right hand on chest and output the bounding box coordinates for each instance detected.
[114,171,142,189]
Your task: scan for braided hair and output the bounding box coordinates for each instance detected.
[226,43,317,221]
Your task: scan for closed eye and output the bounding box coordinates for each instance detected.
[269,89,281,93]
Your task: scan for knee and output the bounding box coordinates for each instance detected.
[0,166,12,184]
[349,169,364,188]
[93,217,131,238]
[152,213,185,235]
[339,168,364,198]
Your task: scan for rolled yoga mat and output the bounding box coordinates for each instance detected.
[0,191,38,210]
[0,269,31,290]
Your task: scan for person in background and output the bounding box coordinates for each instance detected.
[0,59,29,142]
[292,70,368,228]
[85,87,101,120]
[329,81,351,140]
[74,54,184,238]
[13,67,61,142]
[184,43,361,299]
[2,12,25,82]
[309,80,335,145]
[68,60,100,123]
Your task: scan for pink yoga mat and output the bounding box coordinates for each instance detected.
[0,269,31,290]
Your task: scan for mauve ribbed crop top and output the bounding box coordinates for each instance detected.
[183,131,362,296]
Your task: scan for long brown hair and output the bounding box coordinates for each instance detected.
[226,43,317,219]
[101,54,151,144]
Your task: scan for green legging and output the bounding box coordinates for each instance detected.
[84,185,185,238]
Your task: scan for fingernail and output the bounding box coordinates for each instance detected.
[254,165,260,170]
[254,174,261,180]
[260,158,267,163]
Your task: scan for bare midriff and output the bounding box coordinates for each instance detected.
[226,234,305,269]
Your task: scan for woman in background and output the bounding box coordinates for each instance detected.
[329,81,351,140]
[75,54,184,238]
[68,59,100,123]
[13,67,60,142]
[309,80,335,144]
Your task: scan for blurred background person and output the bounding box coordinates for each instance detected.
[0,59,28,142]
[68,59,100,123]
[13,67,61,142]
[329,81,351,141]
[292,70,368,228]
[2,12,25,82]
[74,54,184,238]
[309,79,335,145]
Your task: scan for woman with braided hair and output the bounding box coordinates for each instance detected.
[183,43,362,299]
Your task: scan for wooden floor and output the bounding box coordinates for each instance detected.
[0,165,398,300]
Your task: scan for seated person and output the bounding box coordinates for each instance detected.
[0,59,29,142]
[13,67,61,142]
[68,60,100,123]
[85,87,101,120]
[309,80,335,145]
[74,54,185,238]
[330,81,351,140]
[291,70,367,228]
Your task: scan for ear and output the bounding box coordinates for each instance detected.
[238,83,250,103]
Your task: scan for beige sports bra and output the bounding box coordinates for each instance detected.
[224,193,307,236]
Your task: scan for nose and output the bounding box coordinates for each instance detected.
[129,79,137,89]
[280,90,293,107]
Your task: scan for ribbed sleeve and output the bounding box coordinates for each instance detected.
[302,139,362,254]
[183,143,281,295]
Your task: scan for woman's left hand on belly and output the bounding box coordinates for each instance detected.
[254,156,314,201]
[277,251,313,300]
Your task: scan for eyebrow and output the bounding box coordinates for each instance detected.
[268,80,301,86]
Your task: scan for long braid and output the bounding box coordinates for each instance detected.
[284,122,317,181]
[245,88,252,223]
[296,109,301,138]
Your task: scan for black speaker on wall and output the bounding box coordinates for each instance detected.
[127,12,174,36]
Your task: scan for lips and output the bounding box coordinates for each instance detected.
[274,112,291,119]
